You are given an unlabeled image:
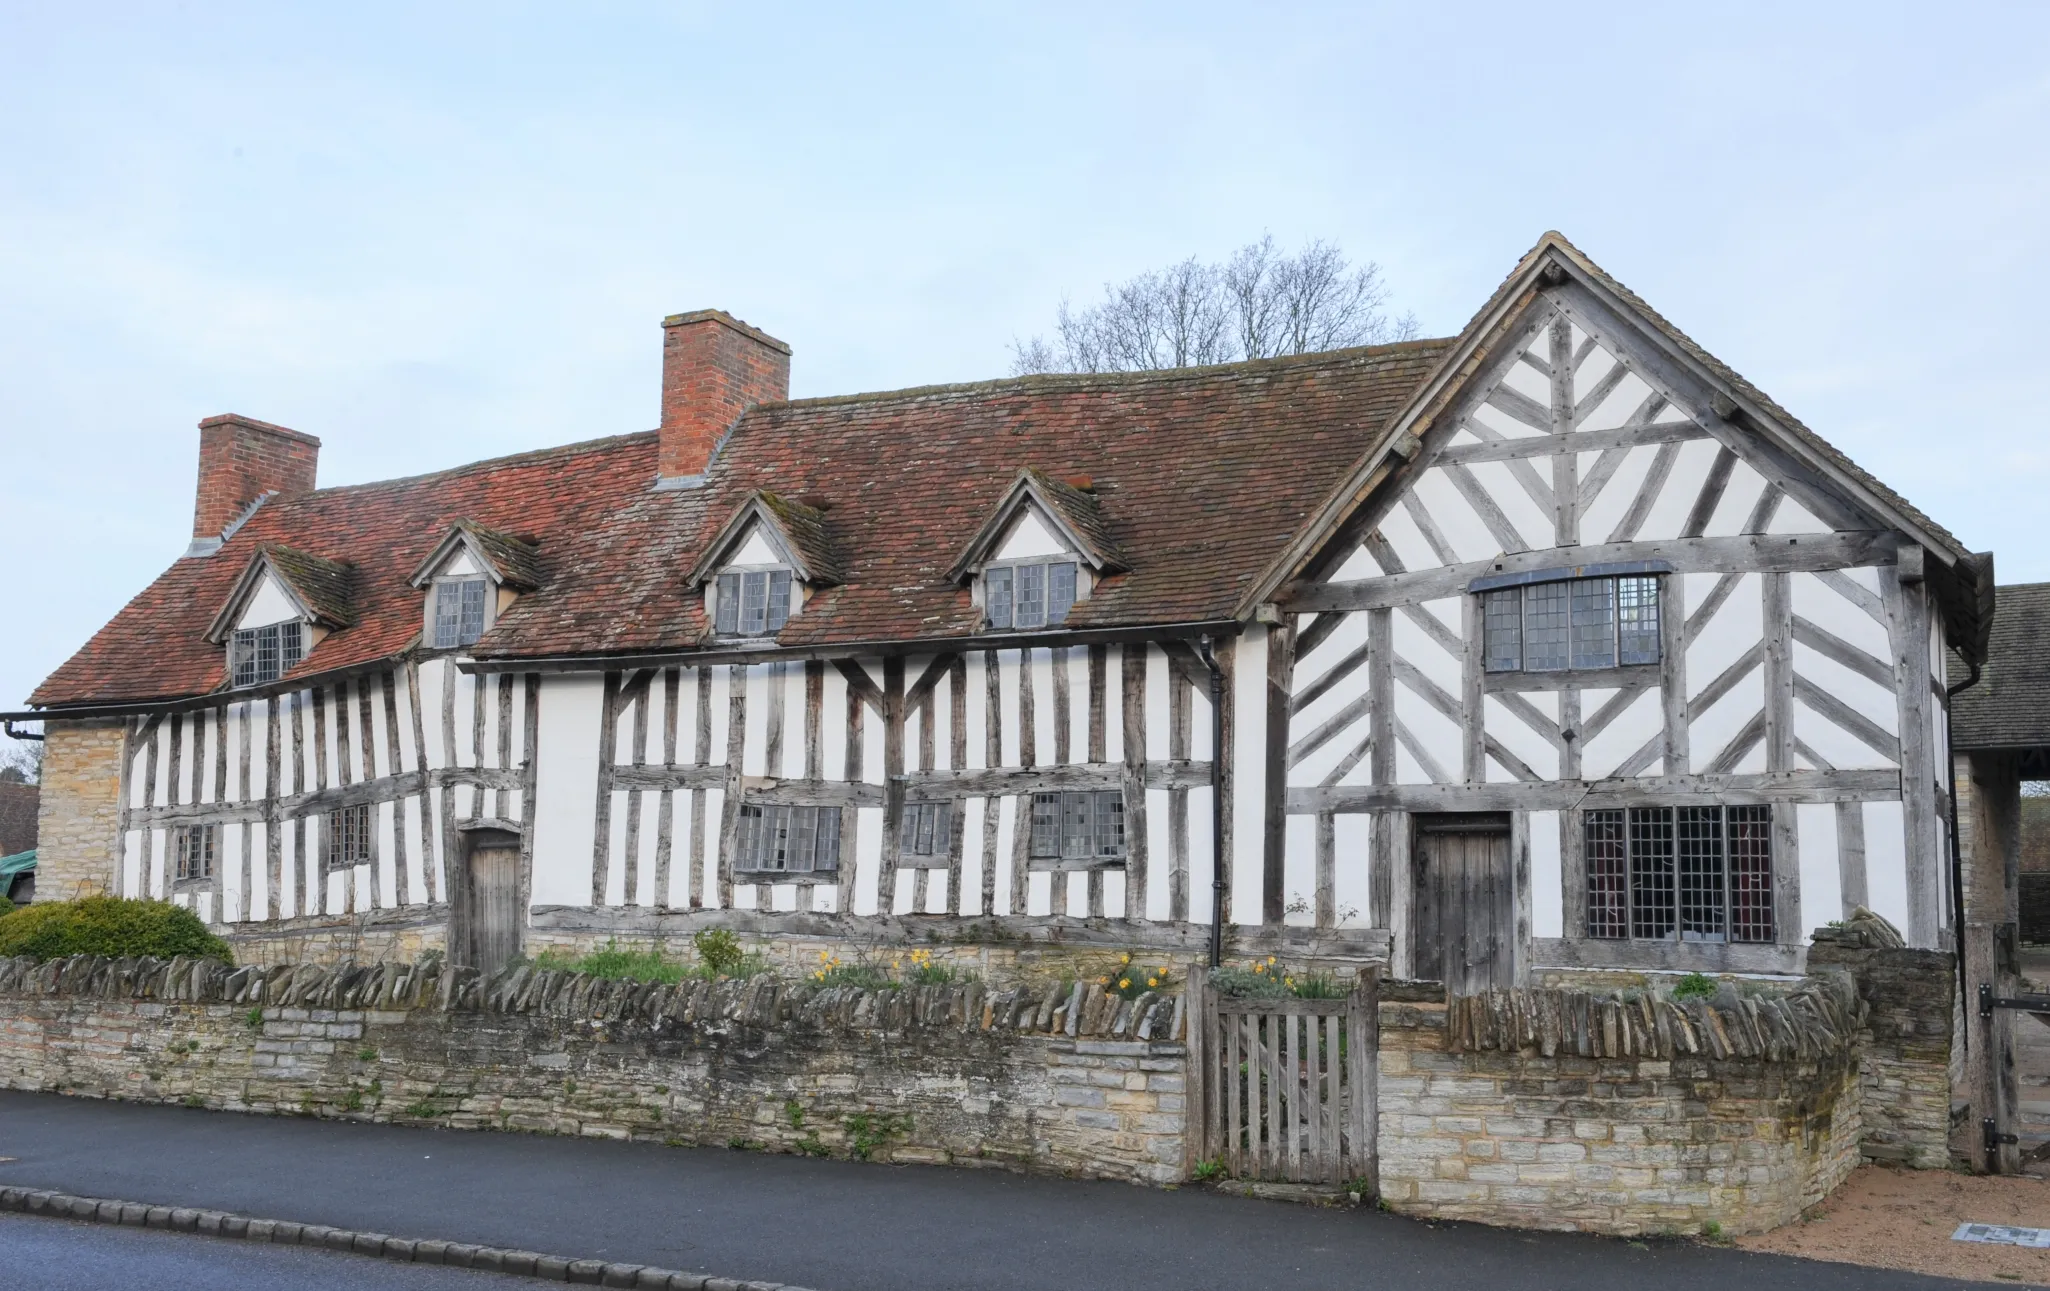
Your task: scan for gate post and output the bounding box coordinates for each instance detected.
[1348,965,1380,1194]
[1183,967,1210,1178]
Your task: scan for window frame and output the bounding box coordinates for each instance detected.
[897,799,955,868]
[712,565,796,639]
[230,620,307,689]
[325,802,375,872]
[430,575,492,649]
[1584,803,1774,944]
[1026,790,1126,868]
[982,556,1081,631]
[1480,573,1662,678]
[173,824,217,886]
[733,802,842,878]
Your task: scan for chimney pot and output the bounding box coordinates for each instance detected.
[658,310,790,488]
[191,414,320,550]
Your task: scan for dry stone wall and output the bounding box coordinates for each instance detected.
[0,955,1188,1186]
[1806,926,1956,1167]
[1378,975,1868,1236]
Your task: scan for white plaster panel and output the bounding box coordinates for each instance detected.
[530,674,603,908]
[1410,469,1499,564]
[1499,350,1550,405]
[1145,647,1169,765]
[1329,812,1369,927]
[1580,441,1657,545]
[1701,458,1767,538]
[960,654,985,772]
[236,574,302,630]
[1578,368,1659,435]
[1141,786,1169,920]
[1795,803,1840,938]
[997,650,1021,767]
[1467,458,1551,550]
[1376,505,1438,574]
[1482,695,1559,781]
[1635,437,1725,541]
[1393,686,1459,783]
[1231,629,1269,924]
[1393,608,1462,697]
[1580,689,1662,780]
[1283,813,1316,926]
[1528,810,1562,938]
[730,529,780,566]
[852,804,884,915]
[1688,667,1764,775]
[1794,642,1900,735]
[1766,496,1830,535]
[1685,573,1761,697]
[1470,401,1543,441]
[1331,541,1382,581]
[1791,571,1891,660]
[1295,609,1369,681]
[1862,799,1909,933]
[995,508,1068,560]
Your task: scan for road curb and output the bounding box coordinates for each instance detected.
[0,1185,815,1290]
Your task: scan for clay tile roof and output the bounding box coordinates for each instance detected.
[27,340,1451,705]
[1951,582,2050,753]
[259,545,357,629]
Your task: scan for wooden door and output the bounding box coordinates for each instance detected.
[1410,813,1513,994]
[453,826,523,974]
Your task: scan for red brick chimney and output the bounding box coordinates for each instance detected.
[191,414,321,550]
[658,310,790,487]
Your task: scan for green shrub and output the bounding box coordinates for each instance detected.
[693,928,745,975]
[533,940,687,984]
[1670,972,1717,1002]
[1288,970,1347,999]
[0,897,233,964]
[1209,962,1288,999]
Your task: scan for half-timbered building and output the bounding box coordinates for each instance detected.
[14,234,1994,987]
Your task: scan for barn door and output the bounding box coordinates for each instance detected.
[1411,813,1514,994]
[452,825,523,974]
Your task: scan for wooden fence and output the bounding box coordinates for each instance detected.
[1187,968,1378,1187]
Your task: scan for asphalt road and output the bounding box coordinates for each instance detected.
[0,1091,1990,1291]
[0,1213,535,1291]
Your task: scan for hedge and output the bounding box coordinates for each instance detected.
[0,896,233,964]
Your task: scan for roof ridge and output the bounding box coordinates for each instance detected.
[281,430,657,504]
[757,337,1455,414]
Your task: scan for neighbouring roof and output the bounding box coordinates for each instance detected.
[1952,582,2050,754]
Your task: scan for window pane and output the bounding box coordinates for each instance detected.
[1585,810,1628,938]
[460,579,487,645]
[741,571,768,636]
[233,629,258,688]
[1028,793,1060,858]
[915,802,936,855]
[256,623,280,685]
[716,573,740,635]
[738,803,763,867]
[986,567,1012,629]
[435,582,462,648]
[1062,791,1095,859]
[767,570,792,632]
[279,621,303,672]
[1628,807,1675,939]
[1617,577,1660,665]
[1016,563,1046,629]
[1095,791,1125,858]
[1523,582,1569,671]
[790,806,817,873]
[933,803,951,855]
[899,801,920,852]
[1482,590,1521,672]
[1570,579,1617,669]
[1677,806,1727,940]
[1047,563,1076,625]
[814,808,841,871]
[1727,805,1774,943]
[767,804,792,870]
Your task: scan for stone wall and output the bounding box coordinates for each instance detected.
[32,720,123,903]
[0,955,1187,1186]
[1807,929,1956,1168]
[1376,977,1867,1236]
[218,906,449,968]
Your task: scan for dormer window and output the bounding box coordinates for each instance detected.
[433,577,489,648]
[231,621,305,687]
[686,492,845,642]
[948,468,1127,636]
[985,559,1078,630]
[715,567,793,637]
[408,521,542,654]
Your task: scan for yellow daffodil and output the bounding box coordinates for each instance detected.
[1147,978,1159,988]
[1119,978,1131,990]
[1120,952,1132,963]
[1267,955,1276,964]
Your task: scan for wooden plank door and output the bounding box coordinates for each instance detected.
[1411,813,1514,995]
[453,826,523,974]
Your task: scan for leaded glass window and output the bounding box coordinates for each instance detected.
[715,569,794,637]
[1481,575,1660,674]
[735,804,842,873]
[985,560,1079,631]
[899,800,952,859]
[434,578,488,648]
[230,620,305,688]
[1584,804,1774,944]
[1026,790,1125,862]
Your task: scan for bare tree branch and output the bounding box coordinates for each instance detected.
[1011,236,1420,375]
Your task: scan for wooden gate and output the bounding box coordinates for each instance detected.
[1188,968,1378,1187]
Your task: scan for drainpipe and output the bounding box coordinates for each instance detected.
[1196,635,1226,969]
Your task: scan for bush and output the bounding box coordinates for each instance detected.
[1209,963,1288,999]
[534,940,688,984]
[1670,971,1717,1002]
[0,897,233,964]
[1093,952,1174,1000]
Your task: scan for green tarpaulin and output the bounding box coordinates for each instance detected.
[0,849,34,881]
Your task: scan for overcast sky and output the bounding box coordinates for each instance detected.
[4,2,2047,762]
